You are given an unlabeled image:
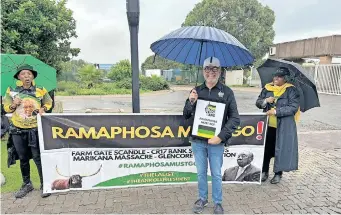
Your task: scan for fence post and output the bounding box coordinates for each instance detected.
[249,66,254,86]
[314,64,319,86]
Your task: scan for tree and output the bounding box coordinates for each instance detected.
[107,60,131,82]
[182,0,275,61]
[59,59,88,81]
[1,0,80,72]
[77,64,103,86]
[141,55,188,74]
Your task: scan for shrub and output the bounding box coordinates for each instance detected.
[140,75,169,91]
[107,60,131,82]
[55,77,168,96]
[115,78,132,89]
[57,81,72,91]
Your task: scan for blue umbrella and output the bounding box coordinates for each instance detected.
[150,26,254,68]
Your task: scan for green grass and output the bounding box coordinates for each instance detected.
[1,137,40,193]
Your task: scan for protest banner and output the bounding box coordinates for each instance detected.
[38,113,268,193]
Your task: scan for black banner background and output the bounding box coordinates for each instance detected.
[41,114,267,150]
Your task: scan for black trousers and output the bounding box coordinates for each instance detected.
[12,131,43,185]
[262,127,282,175]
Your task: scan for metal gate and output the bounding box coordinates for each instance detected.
[315,65,341,95]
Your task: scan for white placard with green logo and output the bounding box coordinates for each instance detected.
[192,99,226,139]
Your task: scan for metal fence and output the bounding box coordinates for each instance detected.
[250,64,341,95]
[162,70,204,84]
[303,64,341,95]
[249,67,262,87]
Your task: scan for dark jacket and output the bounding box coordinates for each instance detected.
[222,164,261,182]
[183,81,240,144]
[256,86,300,172]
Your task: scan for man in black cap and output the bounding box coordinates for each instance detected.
[3,64,53,198]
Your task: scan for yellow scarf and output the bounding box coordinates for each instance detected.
[265,83,300,128]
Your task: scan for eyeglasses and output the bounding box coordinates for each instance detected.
[204,66,219,73]
[238,154,248,158]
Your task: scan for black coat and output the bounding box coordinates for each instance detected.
[183,82,240,144]
[256,86,300,172]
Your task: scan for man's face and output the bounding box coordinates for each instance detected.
[237,153,252,167]
[203,66,221,84]
[22,99,35,116]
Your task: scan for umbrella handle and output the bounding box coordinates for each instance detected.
[195,41,204,87]
[195,67,200,87]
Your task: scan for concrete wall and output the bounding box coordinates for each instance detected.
[145,69,161,77]
[225,70,244,86]
[270,35,341,59]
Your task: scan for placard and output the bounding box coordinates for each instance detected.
[191,99,226,139]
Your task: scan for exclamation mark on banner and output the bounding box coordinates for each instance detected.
[256,121,264,140]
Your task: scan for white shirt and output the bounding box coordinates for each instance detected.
[235,164,251,180]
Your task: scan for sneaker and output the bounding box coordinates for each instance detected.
[270,174,282,184]
[213,203,224,214]
[193,199,208,214]
[40,185,51,198]
[14,182,34,198]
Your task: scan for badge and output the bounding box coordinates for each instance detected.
[10,91,19,99]
[218,91,224,98]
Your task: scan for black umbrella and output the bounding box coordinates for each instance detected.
[257,58,320,112]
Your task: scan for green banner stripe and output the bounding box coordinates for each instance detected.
[197,132,214,138]
[198,125,216,132]
[94,171,212,187]
[198,129,215,135]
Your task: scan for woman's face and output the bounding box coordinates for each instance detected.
[273,75,286,86]
[18,70,34,85]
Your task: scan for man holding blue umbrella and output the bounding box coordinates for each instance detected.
[183,57,240,214]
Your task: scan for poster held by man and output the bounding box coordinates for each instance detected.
[191,100,225,139]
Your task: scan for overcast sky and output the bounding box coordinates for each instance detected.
[66,0,341,65]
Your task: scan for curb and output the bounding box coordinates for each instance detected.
[298,130,341,134]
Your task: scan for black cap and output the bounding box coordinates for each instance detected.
[14,64,38,80]
[273,67,290,77]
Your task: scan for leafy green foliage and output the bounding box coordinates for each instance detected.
[77,64,103,85]
[1,0,80,72]
[58,59,88,81]
[140,75,170,91]
[56,81,151,96]
[182,0,275,61]
[115,76,169,91]
[115,78,132,89]
[1,138,40,192]
[107,59,131,82]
